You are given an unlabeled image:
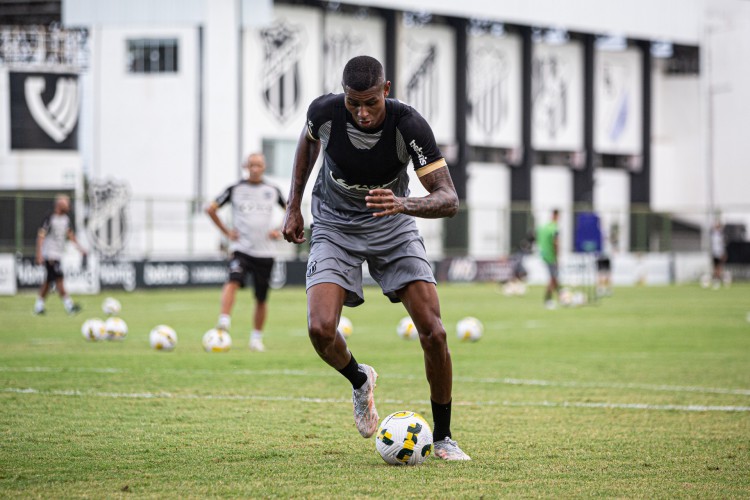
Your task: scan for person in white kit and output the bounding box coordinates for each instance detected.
[33,194,86,315]
[206,153,287,351]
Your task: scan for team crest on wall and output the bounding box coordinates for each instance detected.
[87,180,130,259]
[323,13,386,95]
[9,72,80,150]
[397,21,455,144]
[594,48,642,155]
[467,33,521,148]
[260,21,304,123]
[245,6,321,141]
[532,42,583,151]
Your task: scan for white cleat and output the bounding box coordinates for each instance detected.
[352,364,379,438]
[433,437,472,461]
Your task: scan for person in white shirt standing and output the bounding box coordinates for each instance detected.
[206,153,287,351]
[34,194,86,315]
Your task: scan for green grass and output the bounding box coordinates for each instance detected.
[1,283,749,498]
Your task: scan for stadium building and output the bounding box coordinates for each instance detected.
[1,0,749,292]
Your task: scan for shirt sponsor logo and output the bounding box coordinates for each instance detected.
[409,139,428,167]
[331,171,399,193]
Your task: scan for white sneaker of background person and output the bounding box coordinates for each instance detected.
[249,331,265,352]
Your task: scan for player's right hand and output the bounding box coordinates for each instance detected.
[282,210,306,244]
[227,229,239,241]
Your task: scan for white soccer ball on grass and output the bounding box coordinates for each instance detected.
[456,316,483,342]
[375,411,433,466]
[150,325,178,351]
[338,316,353,338]
[104,317,128,341]
[81,318,106,341]
[396,316,418,340]
[202,328,232,352]
[102,297,122,316]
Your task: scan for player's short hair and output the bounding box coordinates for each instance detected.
[342,56,384,91]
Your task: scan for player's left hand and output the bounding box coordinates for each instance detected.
[366,189,405,217]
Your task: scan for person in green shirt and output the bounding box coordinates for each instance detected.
[537,209,560,309]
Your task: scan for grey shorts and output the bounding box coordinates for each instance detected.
[306,222,436,307]
[545,262,559,280]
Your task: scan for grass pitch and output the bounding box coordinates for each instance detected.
[1,283,749,498]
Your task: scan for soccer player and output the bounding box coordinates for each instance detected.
[207,153,286,352]
[537,209,561,309]
[282,55,470,460]
[33,194,85,315]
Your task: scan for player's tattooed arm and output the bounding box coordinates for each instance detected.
[283,126,321,243]
[366,167,459,219]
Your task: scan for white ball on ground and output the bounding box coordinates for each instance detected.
[149,325,178,351]
[81,318,106,341]
[456,316,483,342]
[202,328,232,352]
[102,297,121,316]
[375,411,433,466]
[396,316,418,340]
[104,317,128,341]
[338,316,353,338]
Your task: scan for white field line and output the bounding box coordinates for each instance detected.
[2,365,749,397]
[3,387,750,413]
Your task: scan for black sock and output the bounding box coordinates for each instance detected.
[338,354,367,389]
[431,399,452,442]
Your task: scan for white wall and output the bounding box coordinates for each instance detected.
[706,0,750,232]
[532,165,573,254]
[467,162,510,257]
[93,26,199,199]
[651,63,704,217]
[342,0,703,45]
[594,167,630,254]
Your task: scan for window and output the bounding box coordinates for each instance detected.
[262,138,298,178]
[127,38,178,74]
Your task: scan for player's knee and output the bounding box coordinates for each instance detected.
[417,323,447,347]
[308,315,338,344]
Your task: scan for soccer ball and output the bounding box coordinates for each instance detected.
[375,411,433,466]
[149,325,178,351]
[202,328,232,352]
[396,316,418,340]
[102,297,122,316]
[338,316,353,338]
[81,318,106,341]
[456,316,482,342]
[559,287,573,306]
[104,316,128,341]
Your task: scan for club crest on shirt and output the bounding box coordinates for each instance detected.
[306,260,317,277]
